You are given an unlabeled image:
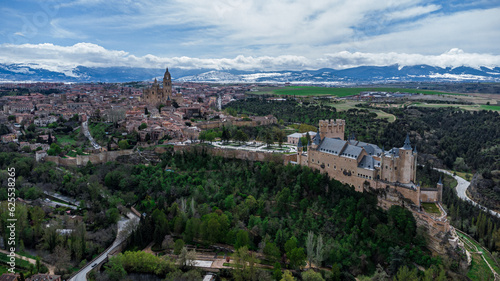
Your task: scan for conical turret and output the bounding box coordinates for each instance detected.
[403,133,411,150]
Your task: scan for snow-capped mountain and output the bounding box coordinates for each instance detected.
[1,63,499,83]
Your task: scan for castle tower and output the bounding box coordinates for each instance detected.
[398,133,415,184]
[319,119,345,140]
[437,176,443,202]
[311,128,321,150]
[163,68,172,100]
[297,138,303,164]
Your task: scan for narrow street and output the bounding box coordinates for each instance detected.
[81,121,101,150]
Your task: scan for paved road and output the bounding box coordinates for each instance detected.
[69,213,139,281]
[435,169,500,218]
[82,121,101,150]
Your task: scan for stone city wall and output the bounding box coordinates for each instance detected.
[174,145,294,165]
[44,149,134,166]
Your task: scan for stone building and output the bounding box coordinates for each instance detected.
[143,68,183,108]
[293,119,440,208]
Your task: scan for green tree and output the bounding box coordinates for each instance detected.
[174,239,185,255]
[118,140,129,149]
[264,241,281,263]
[274,129,286,147]
[235,229,250,249]
[394,266,418,281]
[301,270,325,281]
[233,246,257,281]
[280,270,296,281]
[221,126,231,143]
[47,143,62,156]
[273,262,283,281]
[139,123,148,130]
[105,255,127,281]
[234,129,249,144]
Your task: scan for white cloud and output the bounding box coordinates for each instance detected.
[385,4,441,21]
[1,43,500,74]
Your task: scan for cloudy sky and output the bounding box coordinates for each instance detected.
[1,0,500,71]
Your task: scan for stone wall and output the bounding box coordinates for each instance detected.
[44,150,134,166]
[420,188,440,202]
[174,145,293,165]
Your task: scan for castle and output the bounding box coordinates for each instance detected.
[143,68,183,107]
[293,119,442,208]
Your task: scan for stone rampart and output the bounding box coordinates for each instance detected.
[174,145,292,165]
[44,150,134,166]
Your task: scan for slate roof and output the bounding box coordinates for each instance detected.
[313,129,321,145]
[403,133,412,150]
[358,155,381,170]
[318,138,346,155]
[341,144,363,159]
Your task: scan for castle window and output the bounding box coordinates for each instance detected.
[334,166,336,170]
[395,167,397,170]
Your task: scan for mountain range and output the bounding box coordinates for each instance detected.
[1,63,500,83]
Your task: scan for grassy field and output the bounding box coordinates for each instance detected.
[409,102,500,112]
[421,203,441,214]
[56,134,76,145]
[481,104,500,111]
[457,231,500,280]
[327,101,397,122]
[253,86,462,97]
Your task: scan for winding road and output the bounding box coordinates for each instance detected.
[69,213,139,281]
[435,168,500,218]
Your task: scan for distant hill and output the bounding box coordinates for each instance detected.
[1,63,500,83]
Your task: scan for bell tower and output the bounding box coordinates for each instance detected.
[163,68,172,101]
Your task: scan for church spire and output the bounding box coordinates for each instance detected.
[403,133,412,150]
[297,138,303,148]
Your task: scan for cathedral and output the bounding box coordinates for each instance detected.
[143,68,183,107]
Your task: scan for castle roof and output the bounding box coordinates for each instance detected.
[313,129,321,145]
[403,133,412,150]
[297,138,303,148]
[438,175,442,185]
[358,155,380,170]
[318,138,346,155]
[341,144,363,159]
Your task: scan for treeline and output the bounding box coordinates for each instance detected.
[117,149,439,280]
[379,108,500,173]
[225,98,388,142]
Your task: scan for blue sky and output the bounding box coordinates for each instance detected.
[1,0,500,72]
